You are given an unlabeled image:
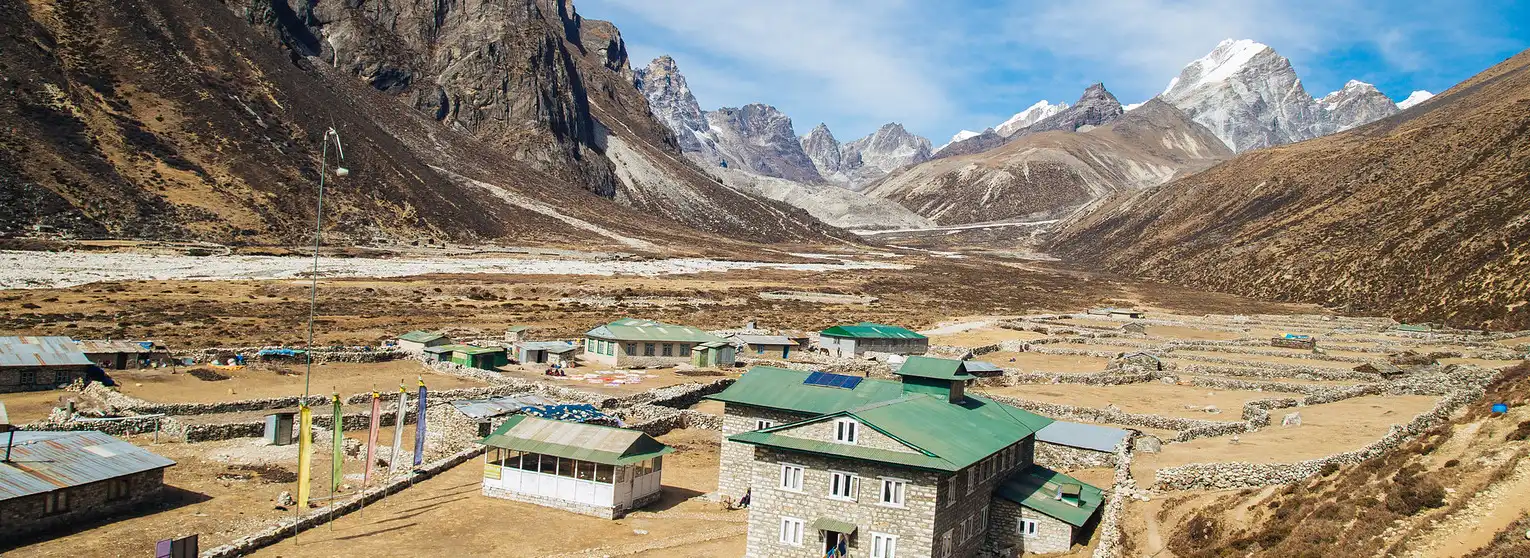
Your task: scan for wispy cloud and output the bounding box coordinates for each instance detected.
[579,0,1529,142]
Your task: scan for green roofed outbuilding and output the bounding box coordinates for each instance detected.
[479,415,672,519]
[423,344,506,370]
[817,322,929,357]
[396,330,451,355]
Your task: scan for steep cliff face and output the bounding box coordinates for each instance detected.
[1013,83,1125,136]
[1319,80,1401,132]
[864,99,1229,225]
[838,122,932,187]
[0,0,846,247]
[1052,49,1530,330]
[800,123,846,181]
[701,104,824,183]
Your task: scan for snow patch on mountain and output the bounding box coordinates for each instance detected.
[1397,90,1435,110]
[995,101,1068,137]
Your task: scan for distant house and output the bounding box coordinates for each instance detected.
[517,341,577,366]
[76,340,168,370]
[1120,323,1148,335]
[730,334,797,359]
[0,430,176,539]
[582,318,729,368]
[1117,352,1163,371]
[397,331,452,355]
[0,336,93,393]
[503,326,533,344]
[424,345,508,370]
[479,415,672,519]
[1086,308,1144,319]
[817,322,928,357]
[1270,334,1317,350]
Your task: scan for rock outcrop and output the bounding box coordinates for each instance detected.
[1319,80,1401,132]
[1014,84,1125,136]
[996,100,1069,137]
[835,122,933,187]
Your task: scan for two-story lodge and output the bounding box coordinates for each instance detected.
[708,356,1104,557]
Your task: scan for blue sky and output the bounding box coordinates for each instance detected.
[578,0,1529,143]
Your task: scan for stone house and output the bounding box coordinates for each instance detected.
[0,336,94,394]
[516,340,578,366]
[0,430,176,539]
[708,356,1103,557]
[478,415,672,519]
[76,340,170,370]
[817,323,929,358]
[731,334,798,359]
[582,318,730,368]
[396,330,452,355]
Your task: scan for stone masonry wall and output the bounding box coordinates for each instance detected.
[0,468,166,541]
[718,405,812,500]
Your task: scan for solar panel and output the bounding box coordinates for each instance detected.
[802,371,863,390]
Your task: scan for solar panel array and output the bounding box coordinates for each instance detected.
[803,371,863,390]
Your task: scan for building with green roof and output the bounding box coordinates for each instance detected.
[478,415,671,519]
[423,344,507,370]
[583,318,731,368]
[708,357,1103,557]
[817,322,929,357]
[395,330,451,355]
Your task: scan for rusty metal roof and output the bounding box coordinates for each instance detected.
[0,431,176,500]
[74,340,160,354]
[0,336,92,367]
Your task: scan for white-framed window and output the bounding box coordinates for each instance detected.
[966,467,977,494]
[834,418,858,444]
[779,463,805,492]
[871,532,898,558]
[980,504,990,529]
[879,478,906,507]
[829,470,858,500]
[755,419,774,430]
[944,476,959,508]
[939,529,954,557]
[1017,518,1040,538]
[780,516,805,546]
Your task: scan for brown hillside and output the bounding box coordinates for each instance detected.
[862,99,1229,225]
[1051,49,1530,330]
[0,0,845,249]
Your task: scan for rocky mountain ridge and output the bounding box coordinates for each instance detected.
[933,83,1125,159]
[1051,49,1530,329]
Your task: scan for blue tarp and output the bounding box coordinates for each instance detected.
[257,348,306,357]
[522,404,607,423]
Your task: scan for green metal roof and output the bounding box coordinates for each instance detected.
[706,366,906,415]
[586,318,726,343]
[819,322,927,340]
[429,344,503,355]
[723,368,1054,471]
[399,330,446,343]
[995,465,1104,527]
[480,415,673,466]
[895,356,974,380]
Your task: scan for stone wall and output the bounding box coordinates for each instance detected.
[1033,441,1117,470]
[717,405,813,500]
[0,469,167,541]
[186,346,407,364]
[1087,440,1135,558]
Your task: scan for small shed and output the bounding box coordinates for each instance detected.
[397,331,452,354]
[479,415,672,519]
[504,326,532,344]
[1120,323,1148,335]
[76,340,167,370]
[517,341,577,366]
[729,334,796,359]
[992,465,1105,555]
[425,345,507,370]
[692,341,736,368]
[1270,334,1317,350]
[1087,308,1144,319]
[263,412,296,446]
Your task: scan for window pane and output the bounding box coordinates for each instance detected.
[596,464,614,483]
[558,457,577,477]
[577,461,595,480]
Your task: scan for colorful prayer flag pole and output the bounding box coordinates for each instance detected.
[296,404,313,510]
[330,393,343,492]
[413,377,427,467]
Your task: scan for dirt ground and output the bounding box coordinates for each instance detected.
[1171,349,1362,369]
[243,428,747,558]
[1131,394,1441,481]
[1145,325,1241,341]
[111,360,485,404]
[0,389,71,423]
[926,326,1049,347]
[980,382,1302,419]
[972,351,1111,373]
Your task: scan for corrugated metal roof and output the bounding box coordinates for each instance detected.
[480,415,671,466]
[995,465,1103,527]
[519,341,576,353]
[450,394,557,420]
[0,336,92,367]
[585,318,726,344]
[707,366,906,415]
[962,361,1002,373]
[819,322,927,340]
[1036,421,1131,452]
[895,356,974,380]
[430,344,503,355]
[398,331,447,343]
[731,335,795,346]
[0,431,176,500]
[74,340,159,354]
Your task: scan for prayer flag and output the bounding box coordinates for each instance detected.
[296,405,312,509]
[331,393,343,492]
[364,391,381,489]
[388,385,406,475]
[413,378,427,466]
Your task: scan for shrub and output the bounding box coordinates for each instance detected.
[1508,421,1530,442]
[1385,474,1446,515]
[1320,462,1340,476]
[1444,459,1460,468]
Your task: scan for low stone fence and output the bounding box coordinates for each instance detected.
[200,444,486,558]
[1179,375,1381,398]
[983,394,1241,434]
[21,413,180,437]
[1151,371,1498,491]
[1175,363,1381,382]
[1169,343,1375,363]
[599,378,734,410]
[977,369,1159,387]
[184,346,408,364]
[1034,441,1118,469]
[1089,439,1135,558]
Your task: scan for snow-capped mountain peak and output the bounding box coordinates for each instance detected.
[1163,38,1274,95]
[937,129,983,151]
[995,100,1068,137]
[1397,90,1435,110]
